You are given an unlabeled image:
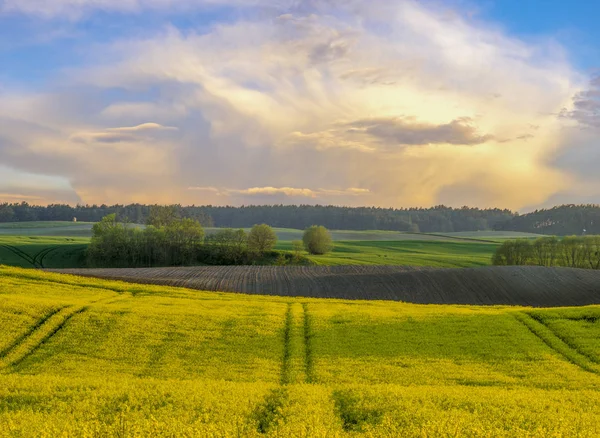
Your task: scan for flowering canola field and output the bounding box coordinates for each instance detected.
[1,266,600,437]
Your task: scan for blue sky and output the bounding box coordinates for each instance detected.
[480,0,600,69]
[0,0,598,210]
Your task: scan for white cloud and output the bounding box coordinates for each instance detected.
[187,186,370,199]
[0,0,298,19]
[0,0,592,208]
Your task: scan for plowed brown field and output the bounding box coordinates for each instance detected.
[49,265,600,307]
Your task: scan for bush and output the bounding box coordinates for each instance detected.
[303,226,333,255]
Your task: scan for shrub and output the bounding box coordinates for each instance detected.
[303,226,333,255]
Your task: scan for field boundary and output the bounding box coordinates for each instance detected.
[514,312,600,375]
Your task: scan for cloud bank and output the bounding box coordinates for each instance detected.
[0,0,595,209]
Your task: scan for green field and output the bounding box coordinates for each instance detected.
[0,222,507,269]
[1,266,600,436]
[278,240,497,267]
[0,236,88,269]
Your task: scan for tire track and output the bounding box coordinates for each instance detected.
[302,303,315,383]
[528,313,600,365]
[0,305,86,370]
[0,294,127,371]
[0,306,67,359]
[514,312,600,375]
[280,303,293,385]
[0,244,36,267]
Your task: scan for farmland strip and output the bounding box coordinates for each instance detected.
[49,265,600,307]
[280,303,293,385]
[514,312,600,375]
[302,303,315,383]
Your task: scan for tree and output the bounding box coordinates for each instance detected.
[303,225,333,255]
[559,236,585,268]
[248,224,278,254]
[532,236,559,267]
[583,236,600,269]
[206,228,248,263]
[147,205,180,227]
[492,239,532,266]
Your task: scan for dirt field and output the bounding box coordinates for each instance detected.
[51,265,600,307]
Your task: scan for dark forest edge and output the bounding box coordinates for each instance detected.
[2,202,600,235]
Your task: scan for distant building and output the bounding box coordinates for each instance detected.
[73,217,77,222]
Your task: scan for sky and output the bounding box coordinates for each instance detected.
[0,0,598,211]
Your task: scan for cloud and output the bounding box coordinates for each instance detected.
[70,123,178,144]
[0,0,298,19]
[344,117,494,146]
[0,0,590,208]
[187,186,370,200]
[560,75,600,128]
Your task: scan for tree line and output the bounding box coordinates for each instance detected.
[87,208,334,268]
[0,202,513,232]
[492,236,600,269]
[495,204,600,235]
[3,201,600,235]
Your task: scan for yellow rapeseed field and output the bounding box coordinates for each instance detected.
[1,266,600,436]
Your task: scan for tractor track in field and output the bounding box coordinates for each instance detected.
[0,295,127,370]
[514,312,600,375]
[51,265,600,307]
[280,303,293,385]
[527,313,600,365]
[302,303,315,384]
[0,306,68,359]
[0,244,37,267]
[0,305,86,369]
[33,246,61,269]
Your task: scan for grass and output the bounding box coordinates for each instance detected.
[0,223,501,269]
[277,240,498,267]
[0,236,88,269]
[2,266,600,436]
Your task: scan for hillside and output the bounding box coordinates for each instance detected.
[53,265,600,307]
[3,266,600,435]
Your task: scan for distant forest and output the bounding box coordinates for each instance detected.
[0,202,599,235]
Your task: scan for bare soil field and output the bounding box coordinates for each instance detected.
[51,265,600,307]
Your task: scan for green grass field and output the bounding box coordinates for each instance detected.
[0,236,88,269]
[1,266,600,436]
[278,240,498,267]
[0,222,504,269]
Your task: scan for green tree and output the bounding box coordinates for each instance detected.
[532,236,559,267]
[248,224,278,254]
[303,225,333,255]
[492,239,532,266]
[558,236,585,268]
[147,205,180,227]
[583,236,600,269]
[206,228,248,263]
